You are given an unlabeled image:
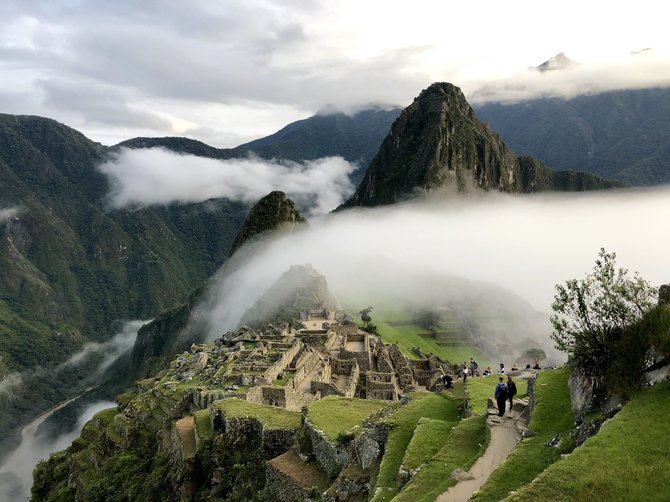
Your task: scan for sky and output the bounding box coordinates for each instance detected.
[1,0,669,147]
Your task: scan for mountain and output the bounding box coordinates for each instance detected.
[128,192,307,381]
[229,191,306,256]
[235,107,401,185]
[474,87,670,185]
[0,114,248,448]
[533,52,578,72]
[342,83,620,208]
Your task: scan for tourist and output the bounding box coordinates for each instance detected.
[482,366,492,376]
[511,362,519,371]
[507,375,517,411]
[498,363,505,374]
[469,357,479,377]
[494,376,508,417]
[533,361,541,370]
[462,362,469,382]
[441,373,454,389]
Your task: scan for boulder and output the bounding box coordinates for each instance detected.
[568,368,598,423]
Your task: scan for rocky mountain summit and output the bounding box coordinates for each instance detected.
[229,191,306,256]
[342,82,620,207]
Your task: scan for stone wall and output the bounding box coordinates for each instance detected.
[311,381,345,397]
[304,419,351,478]
[266,461,313,502]
[263,340,302,383]
[338,350,371,371]
[659,284,670,306]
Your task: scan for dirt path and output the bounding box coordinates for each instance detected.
[435,407,523,502]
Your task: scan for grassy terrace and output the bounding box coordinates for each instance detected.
[472,367,573,500]
[211,398,301,430]
[307,396,389,441]
[365,306,490,365]
[193,409,213,441]
[371,390,464,502]
[401,417,458,471]
[393,416,487,502]
[508,380,670,502]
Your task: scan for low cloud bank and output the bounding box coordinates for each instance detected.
[0,206,20,224]
[58,320,147,376]
[468,51,670,103]
[99,148,357,216]
[0,400,115,501]
[197,186,670,358]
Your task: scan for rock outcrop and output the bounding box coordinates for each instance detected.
[341,82,620,208]
[230,191,306,256]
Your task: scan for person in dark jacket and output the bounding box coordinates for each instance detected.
[507,375,518,411]
[494,376,508,417]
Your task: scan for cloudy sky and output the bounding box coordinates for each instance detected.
[2,0,669,147]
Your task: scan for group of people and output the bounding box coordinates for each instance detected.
[440,356,543,416]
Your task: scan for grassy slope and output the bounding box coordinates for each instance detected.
[472,367,573,500]
[307,396,388,441]
[212,398,301,430]
[392,416,487,502]
[371,390,463,502]
[365,305,490,365]
[507,380,670,502]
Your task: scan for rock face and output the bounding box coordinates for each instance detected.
[568,368,598,423]
[341,82,620,208]
[230,191,306,256]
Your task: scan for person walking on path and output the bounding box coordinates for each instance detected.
[494,376,508,417]
[469,357,478,377]
[506,375,517,411]
[462,363,469,383]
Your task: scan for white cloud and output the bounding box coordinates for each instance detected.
[1,1,668,146]
[196,185,670,361]
[99,148,356,216]
[0,206,20,224]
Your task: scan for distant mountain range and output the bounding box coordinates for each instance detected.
[474,87,670,185]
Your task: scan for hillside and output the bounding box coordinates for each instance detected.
[474,87,670,185]
[342,83,620,208]
[236,108,401,186]
[0,114,248,448]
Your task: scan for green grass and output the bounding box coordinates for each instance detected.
[507,380,670,502]
[307,396,388,441]
[211,397,301,430]
[401,417,458,470]
[393,416,488,502]
[343,299,489,365]
[193,409,213,441]
[472,367,573,500]
[371,390,463,502]
[466,376,528,416]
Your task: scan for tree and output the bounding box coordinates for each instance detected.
[550,248,657,375]
[359,306,373,327]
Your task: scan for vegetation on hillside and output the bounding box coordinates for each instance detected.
[475,87,670,185]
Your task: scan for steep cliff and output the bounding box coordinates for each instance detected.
[229,191,306,256]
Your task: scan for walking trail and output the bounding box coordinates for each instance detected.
[436,392,530,502]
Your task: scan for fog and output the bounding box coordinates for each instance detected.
[0,206,20,224]
[58,319,147,376]
[196,186,670,360]
[99,148,357,216]
[0,400,115,501]
[0,321,148,500]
